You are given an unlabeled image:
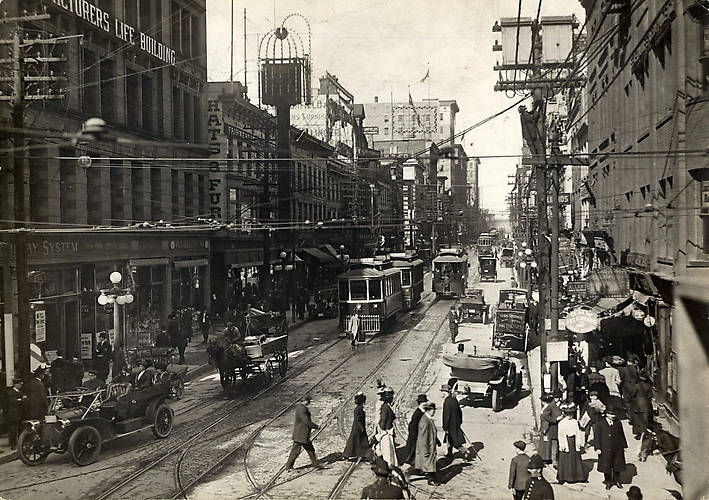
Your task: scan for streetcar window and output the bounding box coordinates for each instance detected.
[350,280,367,300]
[401,270,411,286]
[369,280,382,299]
[339,280,349,301]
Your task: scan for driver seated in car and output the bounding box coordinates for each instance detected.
[83,370,107,391]
[133,359,156,389]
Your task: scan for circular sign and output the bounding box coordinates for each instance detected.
[564,307,599,333]
[77,155,92,168]
[643,315,656,327]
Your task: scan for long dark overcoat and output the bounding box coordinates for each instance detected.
[343,404,370,459]
[442,394,466,447]
[596,418,627,473]
[26,377,48,419]
[402,407,423,464]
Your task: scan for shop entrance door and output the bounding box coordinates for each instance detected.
[63,299,80,360]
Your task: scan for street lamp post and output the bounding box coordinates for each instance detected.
[97,271,134,349]
[273,251,293,315]
[339,244,346,273]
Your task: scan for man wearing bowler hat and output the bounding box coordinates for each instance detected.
[523,454,554,500]
[441,379,474,461]
[285,395,325,470]
[596,406,627,490]
[402,394,428,467]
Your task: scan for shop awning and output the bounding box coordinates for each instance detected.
[174,258,209,268]
[300,247,340,266]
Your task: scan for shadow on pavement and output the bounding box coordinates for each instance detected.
[618,463,638,484]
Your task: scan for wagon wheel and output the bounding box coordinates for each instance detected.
[69,426,102,466]
[17,429,49,466]
[263,360,274,385]
[278,350,288,378]
[152,402,173,439]
[171,377,185,400]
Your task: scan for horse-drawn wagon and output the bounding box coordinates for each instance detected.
[207,334,288,395]
[17,380,174,467]
[244,307,288,336]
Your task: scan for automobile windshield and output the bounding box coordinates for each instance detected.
[349,280,367,300]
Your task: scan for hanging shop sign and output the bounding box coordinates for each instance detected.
[566,280,588,296]
[51,1,177,65]
[564,307,599,333]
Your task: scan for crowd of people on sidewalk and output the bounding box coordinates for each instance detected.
[535,350,659,495]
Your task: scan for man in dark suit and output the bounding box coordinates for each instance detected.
[94,332,112,382]
[49,351,67,393]
[441,382,473,460]
[402,394,428,466]
[596,407,627,490]
[448,304,461,343]
[6,377,27,449]
[285,395,324,470]
[523,454,554,500]
[26,367,49,420]
[508,440,530,500]
[133,360,155,390]
[199,309,212,344]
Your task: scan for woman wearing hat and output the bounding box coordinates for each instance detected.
[374,386,398,468]
[556,404,586,484]
[343,392,370,461]
[361,457,405,499]
[415,402,440,486]
[629,371,653,439]
[402,394,428,467]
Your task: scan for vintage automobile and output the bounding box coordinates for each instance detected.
[307,290,339,320]
[442,351,523,412]
[460,288,489,324]
[500,247,515,268]
[478,256,498,282]
[17,380,175,467]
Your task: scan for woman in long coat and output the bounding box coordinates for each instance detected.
[343,392,370,460]
[630,372,653,439]
[556,406,586,484]
[415,403,439,486]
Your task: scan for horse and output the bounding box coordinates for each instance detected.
[206,340,250,394]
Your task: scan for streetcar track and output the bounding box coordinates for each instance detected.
[245,291,443,500]
[91,335,346,500]
[327,295,448,500]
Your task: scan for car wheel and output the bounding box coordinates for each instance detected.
[17,429,48,466]
[69,426,102,466]
[152,403,173,439]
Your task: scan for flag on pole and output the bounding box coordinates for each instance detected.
[409,91,423,128]
[420,68,430,83]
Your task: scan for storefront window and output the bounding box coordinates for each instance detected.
[128,265,165,346]
[350,280,367,300]
[29,268,79,299]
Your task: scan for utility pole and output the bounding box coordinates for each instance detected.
[549,128,562,356]
[0,9,57,383]
[493,15,581,392]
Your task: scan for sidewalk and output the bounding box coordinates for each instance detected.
[527,346,682,499]
[0,310,318,466]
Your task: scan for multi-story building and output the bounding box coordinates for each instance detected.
[363,97,459,155]
[436,144,469,246]
[0,0,209,362]
[579,0,709,434]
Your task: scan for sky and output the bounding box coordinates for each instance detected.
[205,0,586,216]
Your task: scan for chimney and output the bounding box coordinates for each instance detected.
[374,96,379,103]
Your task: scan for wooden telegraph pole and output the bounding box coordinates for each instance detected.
[1,9,64,383]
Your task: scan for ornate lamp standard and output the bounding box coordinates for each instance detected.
[273,251,294,314]
[97,271,134,349]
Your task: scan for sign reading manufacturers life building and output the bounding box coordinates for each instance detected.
[51,0,178,65]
